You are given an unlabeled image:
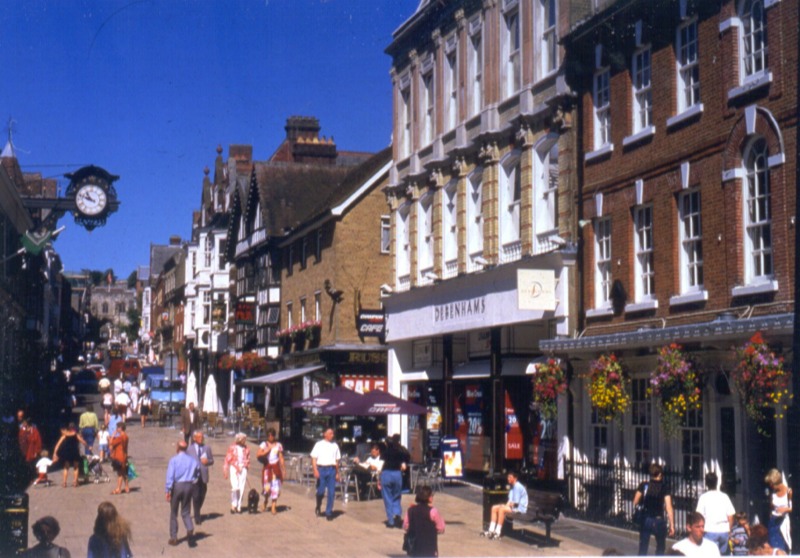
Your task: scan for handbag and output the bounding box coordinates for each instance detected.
[127,460,138,480]
[633,482,649,523]
[402,532,416,555]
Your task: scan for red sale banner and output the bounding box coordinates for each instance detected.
[505,391,523,460]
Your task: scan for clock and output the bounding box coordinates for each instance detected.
[75,184,108,216]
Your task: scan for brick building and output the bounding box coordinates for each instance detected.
[541,0,798,531]
[239,148,392,451]
[382,0,578,474]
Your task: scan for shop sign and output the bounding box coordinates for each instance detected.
[504,391,523,460]
[340,375,386,394]
[235,302,255,325]
[433,296,486,324]
[357,309,385,342]
[517,269,556,311]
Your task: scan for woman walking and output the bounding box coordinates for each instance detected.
[632,463,675,556]
[223,432,250,513]
[137,390,151,428]
[109,423,129,495]
[87,501,133,558]
[765,468,792,553]
[257,428,285,514]
[403,485,445,557]
[52,423,87,487]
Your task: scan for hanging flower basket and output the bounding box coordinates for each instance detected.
[587,353,631,423]
[732,332,792,427]
[239,352,271,375]
[218,354,237,370]
[648,344,703,439]
[531,357,567,421]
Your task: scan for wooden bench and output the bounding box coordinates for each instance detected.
[507,490,563,546]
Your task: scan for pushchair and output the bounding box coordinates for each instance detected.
[80,454,110,484]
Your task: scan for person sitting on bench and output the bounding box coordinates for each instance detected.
[484,471,528,540]
[353,443,383,495]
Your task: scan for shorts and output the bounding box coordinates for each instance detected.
[103,403,113,412]
[140,405,150,416]
[99,444,109,454]
[112,459,128,478]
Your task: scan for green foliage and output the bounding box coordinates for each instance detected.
[126,270,137,289]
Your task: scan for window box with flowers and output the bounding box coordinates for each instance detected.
[302,320,322,348]
[218,354,237,371]
[732,332,792,429]
[587,354,631,423]
[277,327,295,354]
[648,343,704,439]
[532,357,567,421]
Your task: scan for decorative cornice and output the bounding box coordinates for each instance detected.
[408,49,419,68]
[407,181,423,201]
[455,8,466,29]
[431,29,442,45]
[428,169,445,189]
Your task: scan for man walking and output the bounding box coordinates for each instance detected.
[310,427,340,521]
[166,440,199,547]
[379,434,410,528]
[186,430,214,525]
[78,406,100,456]
[180,402,201,444]
[696,472,735,555]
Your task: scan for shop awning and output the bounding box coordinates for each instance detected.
[238,364,325,386]
[452,360,491,379]
[501,359,533,376]
[525,356,561,375]
[539,312,793,354]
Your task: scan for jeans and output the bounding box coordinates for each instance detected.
[705,531,730,555]
[768,515,789,552]
[380,469,403,523]
[81,427,96,455]
[639,516,667,556]
[316,466,337,517]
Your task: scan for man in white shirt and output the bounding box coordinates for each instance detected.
[696,472,736,554]
[353,443,383,496]
[310,428,340,521]
[672,512,722,557]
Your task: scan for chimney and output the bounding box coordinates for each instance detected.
[169,235,182,246]
[284,116,321,142]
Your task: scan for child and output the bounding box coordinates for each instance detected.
[730,511,750,556]
[97,423,110,463]
[34,450,53,486]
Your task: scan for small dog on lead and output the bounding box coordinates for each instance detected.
[247,489,260,514]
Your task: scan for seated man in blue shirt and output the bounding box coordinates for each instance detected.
[165,440,200,546]
[483,471,528,540]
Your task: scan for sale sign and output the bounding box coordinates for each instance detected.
[505,391,523,460]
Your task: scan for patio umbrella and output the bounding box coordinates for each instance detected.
[203,374,220,414]
[292,385,365,416]
[186,372,199,408]
[339,389,427,416]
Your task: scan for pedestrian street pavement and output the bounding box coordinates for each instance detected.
[25,420,635,557]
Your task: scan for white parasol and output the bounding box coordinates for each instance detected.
[203,374,221,414]
[185,372,199,408]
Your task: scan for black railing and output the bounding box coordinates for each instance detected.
[563,459,703,536]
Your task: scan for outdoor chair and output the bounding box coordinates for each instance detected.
[338,460,360,502]
[205,412,219,438]
[416,460,443,492]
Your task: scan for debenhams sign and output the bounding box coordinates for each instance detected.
[433,296,486,324]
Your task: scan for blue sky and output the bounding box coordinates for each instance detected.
[0,0,415,277]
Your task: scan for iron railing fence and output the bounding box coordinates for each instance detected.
[563,458,703,536]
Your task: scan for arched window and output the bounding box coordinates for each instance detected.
[743,137,772,282]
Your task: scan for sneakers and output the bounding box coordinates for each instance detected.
[481,531,501,540]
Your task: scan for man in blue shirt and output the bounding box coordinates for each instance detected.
[165,440,199,546]
[483,471,528,540]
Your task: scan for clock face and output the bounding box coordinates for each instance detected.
[75,184,108,216]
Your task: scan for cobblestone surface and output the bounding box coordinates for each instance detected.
[26,420,635,557]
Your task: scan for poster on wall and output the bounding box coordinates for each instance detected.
[464,384,485,471]
[427,388,442,454]
[441,438,463,479]
[504,391,523,460]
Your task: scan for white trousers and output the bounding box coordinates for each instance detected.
[228,466,248,510]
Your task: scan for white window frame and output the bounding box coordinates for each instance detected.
[300,297,307,323]
[467,168,484,259]
[632,46,653,133]
[400,86,412,158]
[421,71,434,147]
[679,189,703,293]
[593,68,611,150]
[500,151,522,250]
[534,139,559,237]
[445,48,458,131]
[676,18,700,113]
[203,291,212,325]
[631,378,652,468]
[314,292,321,322]
[417,192,434,276]
[594,217,612,308]
[503,7,521,99]
[469,27,483,117]
[396,204,411,279]
[380,215,391,254]
[633,205,655,301]
[286,301,293,328]
[538,0,558,78]
[743,137,773,283]
[740,0,767,81]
